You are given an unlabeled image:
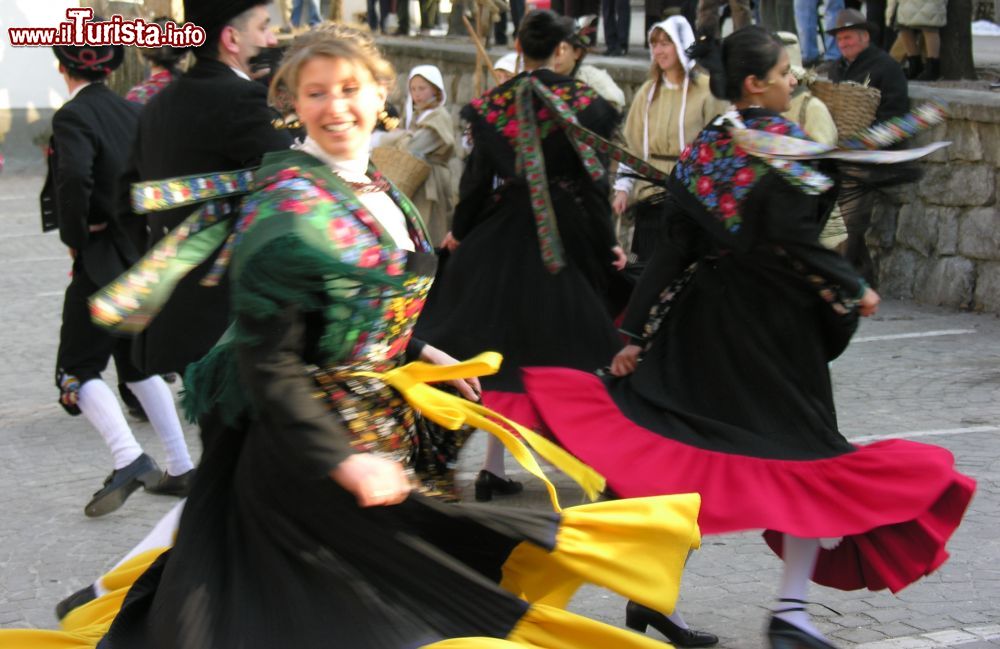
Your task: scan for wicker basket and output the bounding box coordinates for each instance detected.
[371,146,431,198]
[809,79,882,145]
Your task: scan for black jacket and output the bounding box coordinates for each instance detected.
[123,57,293,375]
[40,83,140,286]
[830,45,909,123]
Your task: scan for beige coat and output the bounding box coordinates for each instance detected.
[783,90,848,250]
[382,106,457,246]
[888,0,947,29]
[620,73,727,201]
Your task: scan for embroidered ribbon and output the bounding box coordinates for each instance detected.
[352,352,607,512]
[132,169,255,214]
[93,156,428,334]
[90,207,232,333]
[730,124,951,165]
[515,79,565,273]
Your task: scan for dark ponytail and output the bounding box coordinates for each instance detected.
[518,10,575,61]
[687,26,784,102]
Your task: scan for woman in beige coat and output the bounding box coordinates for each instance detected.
[381,65,457,245]
[612,15,727,262]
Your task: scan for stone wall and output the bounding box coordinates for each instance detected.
[870,85,1000,312]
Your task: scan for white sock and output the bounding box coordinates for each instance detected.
[78,379,143,470]
[95,500,185,596]
[666,610,689,629]
[481,434,507,478]
[775,534,826,640]
[126,377,193,476]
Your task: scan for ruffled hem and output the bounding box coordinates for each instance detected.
[523,367,976,593]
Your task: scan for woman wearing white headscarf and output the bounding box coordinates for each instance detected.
[612,15,726,263]
[381,64,457,245]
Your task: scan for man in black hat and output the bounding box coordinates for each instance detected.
[827,8,910,286]
[43,42,196,518]
[828,8,908,123]
[123,0,293,377]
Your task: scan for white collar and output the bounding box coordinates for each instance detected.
[295,137,370,180]
[68,81,95,100]
[229,65,251,81]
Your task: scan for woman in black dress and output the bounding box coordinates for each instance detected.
[3,25,705,649]
[415,11,627,501]
[522,27,976,649]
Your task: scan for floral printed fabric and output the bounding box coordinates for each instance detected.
[468,74,603,273]
[234,161,432,365]
[675,114,824,234]
[125,69,175,105]
[469,75,600,145]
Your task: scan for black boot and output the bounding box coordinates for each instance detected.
[905,55,923,80]
[625,600,719,647]
[916,57,940,81]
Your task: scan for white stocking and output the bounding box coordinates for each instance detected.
[95,500,185,596]
[775,534,826,640]
[78,379,142,470]
[126,376,193,476]
[481,433,507,477]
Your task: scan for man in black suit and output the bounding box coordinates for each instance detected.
[43,42,195,518]
[124,0,293,376]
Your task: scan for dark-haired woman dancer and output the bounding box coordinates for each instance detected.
[522,26,975,649]
[415,10,627,501]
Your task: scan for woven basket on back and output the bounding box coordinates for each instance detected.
[809,79,882,145]
[371,146,431,198]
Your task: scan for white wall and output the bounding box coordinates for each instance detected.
[0,0,79,113]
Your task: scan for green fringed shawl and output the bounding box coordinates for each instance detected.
[182,151,421,426]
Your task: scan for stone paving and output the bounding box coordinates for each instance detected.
[1,172,998,647]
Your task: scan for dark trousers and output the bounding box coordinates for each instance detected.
[56,259,146,402]
[396,0,410,33]
[368,0,392,31]
[836,168,877,287]
[419,0,440,28]
[602,0,631,52]
[494,0,525,44]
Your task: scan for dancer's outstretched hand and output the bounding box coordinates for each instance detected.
[610,344,642,377]
[612,190,629,216]
[859,287,881,317]
[420,343,482,402]
[331,453,412,507]
[611,245,627,271]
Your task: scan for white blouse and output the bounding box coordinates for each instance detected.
[295,137,415,252]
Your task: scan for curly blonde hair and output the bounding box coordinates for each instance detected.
[269,24,396,114]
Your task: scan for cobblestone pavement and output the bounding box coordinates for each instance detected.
[1,172,998,648]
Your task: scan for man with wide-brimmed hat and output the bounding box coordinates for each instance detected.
[122,0,292,379]
[43,40,196,518]
[827,8,910,287]
[828,8,908,122]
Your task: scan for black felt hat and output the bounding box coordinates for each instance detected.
[53,43,124,75]
[184,0,269,41]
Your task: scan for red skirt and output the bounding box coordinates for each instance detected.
[522,367,976,594]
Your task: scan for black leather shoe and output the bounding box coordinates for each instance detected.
[474,470,523,502]
[603,46,624,56]
[625,601,719,647]
[84,453,162,517]
[768,616,840,649]
[145,469,196,497]
[54,584,97,620]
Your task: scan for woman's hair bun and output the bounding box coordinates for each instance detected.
[686,32,727,100]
